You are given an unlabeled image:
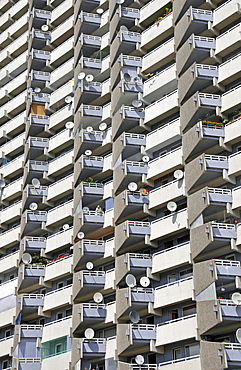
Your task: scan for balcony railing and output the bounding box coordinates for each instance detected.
[45,284,72,296]
[44,315,72,327]
[159,355,200,367]
[0,250,18,261]
[215,259,240,267]
[22,294,44,299]
[155,276,193,291]
[157,314,196,327]
[128,221,150,227]
[153,241,190,256]
[129,253,152,259]
[211,222,235,230]
[21,325,42,330]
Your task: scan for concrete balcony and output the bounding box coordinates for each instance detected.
[232,186,241,210]
[115,220,151,254]
[0,111,25,143]
[158,355,201,369]
[185,154,228,193]
[43,284,72,312]
[21,293,44,310]
[78,210,105,236]
[2,177,23,202]
[114,190,149,223]
[42,316,72,343]
[183,121,224,161]
[27,160,48,174]
[0,0,28,27]
[117,324,156,356]
[73,239,106,271]
[50,37,74,67]
[0,250,19,274]
[142,37,175,74]
[176,35,216,76]
[116,287,154,318]
[111,81,143,115]
[180,92,222,132]
[115,252,152,284]
[51,0,73,25]
[0,91,26,123]
[113,133,146,165]
[17,358,41,370]
[110,31,140,65]
[48,149,74,177]
[0,32,28,67]
[147,146,183,181]
[72,303,106,333]
[73,270,105,301]
[140,0,171,25]
[21,210,47,236]
[31,70,50,83]
[32,49,51,61]
[0,200,22,226]
[151,209,188,241]
[48,129,73,154]
[0,50,27,86]
[179,63,219,104]
[113,160,147,195]
[0,336,14,357]
[50,58,74,89]
[218,53,241,86]
[22,236,46,253]
[46,200,73,228]
[112,105,145,140]
[77,182,103,205]
[47,174,74,202]
[144,90,179,126]
[228,150,241,177]
[49,81,73,110]
[188,186,232,225]
[215,23,241,57]
[1,154,24,179]
[141,12,173,50]
[156,315,197,347]
[51,16,74,46]
[149,179,185,210]
[173,0,207,24]
[0,71,27,104]
[175,8,213,49]
[152,241,191,274]
[0,225,21,250]
[190,222,237,260]
[41,351,71,370]
[44,255,73,282]
[145,117,181,153]
[143,64,177,102]
[34,9,51,21]
[154,277,194,309]
[221,85,241,114]
[27,113,49,136]
[18,265,45,292]
[0,278,18,300]
[213,0,241,29]
[45,227,73,254]
[81,338,106,358]
[0,132,25,157]
[49,105,73,131]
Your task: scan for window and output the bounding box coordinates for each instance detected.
[179,268,192,279]
[172,347,182,361]
[148,353,156,364]
[177,234,189,245]
[57,282,63,289]
[39,318,45,326]
[55,343,62,354]
[66,308,72,317]
[183,304,196,317]
[170,309,178,320]
[66,278,73,286]
[159,150,167,157]
[225,254,235,260]
[56,312,63,320]
[2,360,9,369]
[9,274,15,280]
[164,240,173,249]
[185,343,200,357]
[168,274,176,283]
[5,330,11,338]
[146,316,154,324]
[41,288,46,295]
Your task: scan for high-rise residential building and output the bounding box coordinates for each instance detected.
[0,0,240,369]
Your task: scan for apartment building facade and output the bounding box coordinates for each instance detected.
[0,0,241,369]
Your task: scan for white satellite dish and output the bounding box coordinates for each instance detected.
[41,24,49,32]
[77,231,85,239]
[96,8,104,14]
[65,121,74,130]
[86,261,94,270]
[93,292,103,303]
[236,329,241,343]
[125,274,136,288]
[99,122,107,131]
[123,73,131,83]
[85,74,94,82]
[86,126,94,133]
[129,310,140,324]
[83,206,90,212]
[78,72,86,80]
[135,355,145,365]
[32,178,40,188]
[34,87,41,93]
[167,201,177,212]
[174,170,184,180]
[0,179,6,188]
[120,25,128,31]
[132,100,143,108]
[116,0,125,4]
[232,292,241,305]
[128,182,138,192]
[63,224,70,231]
[140,276,150,287]
[142,156,150,163]
[29,202,38,211]
[65,96,72,104]
[22,253,32,264]
[85,149,92,156]
[84,328,95,339]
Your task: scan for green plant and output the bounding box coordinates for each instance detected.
[79,177,98,184]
